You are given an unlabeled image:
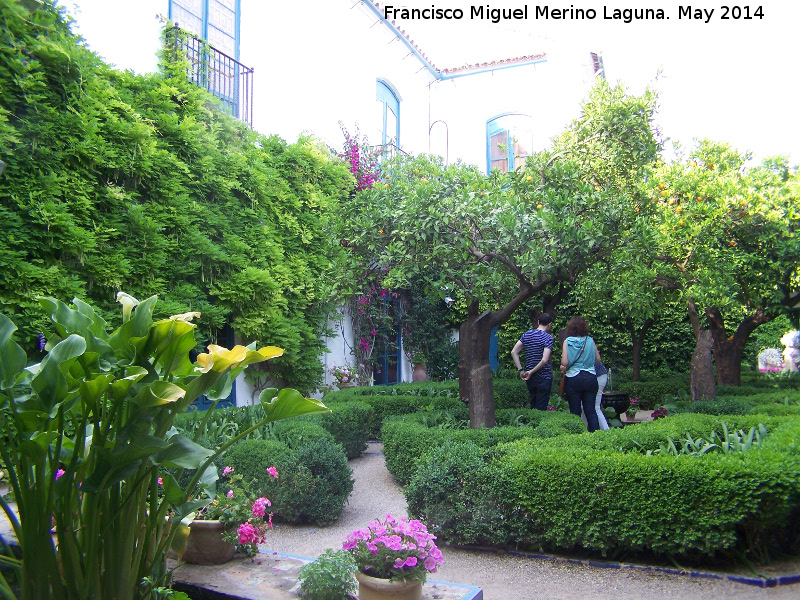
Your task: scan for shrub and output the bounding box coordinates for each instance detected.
[298,549,357,600]
[401,414,800,563]
[682,398,754,416]
[293,438,355,525]
[405,441,532,547]
[269,420,335,449]
[381,411,585,485]
[323,393,463,439]
[223,437,353,526]
[312,401,373,459]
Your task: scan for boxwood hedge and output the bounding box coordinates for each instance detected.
[400,413,800,563]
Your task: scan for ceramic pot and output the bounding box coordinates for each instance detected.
[181,520,235,565]
[411,364,427,382]
[356,572,422,600]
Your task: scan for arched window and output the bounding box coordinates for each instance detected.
[486,113,534,174]
[376,79,401,157]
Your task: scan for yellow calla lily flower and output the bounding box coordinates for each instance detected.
[195,344,284,373]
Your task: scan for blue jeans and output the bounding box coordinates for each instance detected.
[525,377,552,411]
[564,370,600,431]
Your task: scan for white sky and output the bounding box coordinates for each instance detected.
[60,0,800,166]
[379,0,800,166]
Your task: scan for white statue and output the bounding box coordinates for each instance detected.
[781,330,800,373]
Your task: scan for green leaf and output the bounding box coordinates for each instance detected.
[130,380,185,408]
[259,387,330,422]
[154,434,214,469]
[0,314,27,390]
[30,334,87,414]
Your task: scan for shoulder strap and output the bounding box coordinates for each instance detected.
[566,337,588,371]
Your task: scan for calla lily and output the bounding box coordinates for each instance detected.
[116,292,139,323]
[169,311,202,323]
[195,344,284,373]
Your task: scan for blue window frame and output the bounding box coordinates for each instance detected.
[376,79,400,155]
[486,113,534,174]
[169,0,240,61]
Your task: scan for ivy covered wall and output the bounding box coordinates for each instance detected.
[0,0,352,393]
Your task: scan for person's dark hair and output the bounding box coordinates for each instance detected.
[566,316,589,337]
[537,312,554,326]
[528,309,554,326]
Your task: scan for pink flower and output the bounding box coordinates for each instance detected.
[238,523,258,545]
[157,477,163,485]
[222,466,235,477]
[252,497,271,518]
[227,490,234,498]
[55,469,65,480]
[267,466,278,478]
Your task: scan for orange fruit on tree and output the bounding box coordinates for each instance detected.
[696,196,703,202]
[661,190,669,197]
[526,175,533,182]
[658,183,665,190]
[536,204,543,210]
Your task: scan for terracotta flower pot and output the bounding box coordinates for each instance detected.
[181,520,235,565]
[411,364,427,382]
[356,572,422,600]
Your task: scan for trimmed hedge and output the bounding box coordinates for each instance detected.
[323,393,464,439]
[382,411,586,485]
[401,413,800,562]
[224,437,354,526]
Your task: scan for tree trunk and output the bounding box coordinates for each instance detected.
[690,330,716,401]
[625,316,653,382]
[458,305,496,429]
[705,305,774,386]
[458,278,537,428]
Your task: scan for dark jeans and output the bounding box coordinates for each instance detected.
[564,370,600,431]
[525,377,553,411]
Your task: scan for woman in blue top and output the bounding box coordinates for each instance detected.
[559,316,602,432]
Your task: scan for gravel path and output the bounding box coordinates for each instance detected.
[262,442,799,600]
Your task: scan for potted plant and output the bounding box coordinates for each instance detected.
[328,364,359,389]
[181,466,278,564]
[297,548,358,600]
[0,294,330,599]
[625,397,640,421]
[342,515,444,600]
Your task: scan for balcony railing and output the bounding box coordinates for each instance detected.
[167,24,254,128]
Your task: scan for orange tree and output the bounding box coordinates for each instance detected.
[335,81,661,428]
[646,140,799,385]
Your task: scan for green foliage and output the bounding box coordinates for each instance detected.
[401,414,800,563]
[297,549,357,600]
[269,420,335,449]
[381,411,586,485]
[0,0,350,393]
[315,402,373,459]
[323,391,464,439]
[225,437,353,526]
[0,293,327,600]
[640,423,769,456]
[405,440,527,547]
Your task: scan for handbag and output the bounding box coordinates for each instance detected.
[559,337,588,395]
